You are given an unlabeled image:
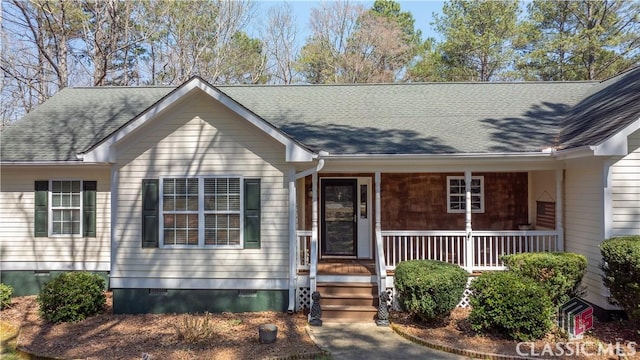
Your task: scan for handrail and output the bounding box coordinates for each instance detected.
[374,172,386,293]
[309,234,318,292]
[375,226,387,293]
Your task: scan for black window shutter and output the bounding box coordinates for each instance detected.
[83,181,97,237]
[243,179,261,249]
[34,181,48,237]
[142,179,159,248]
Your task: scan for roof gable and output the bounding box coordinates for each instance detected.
[81,77,315,163]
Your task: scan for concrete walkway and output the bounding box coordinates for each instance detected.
[306,323,469,360]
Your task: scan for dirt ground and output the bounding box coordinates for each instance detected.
[2,294,639,360]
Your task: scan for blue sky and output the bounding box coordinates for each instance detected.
[254,1,445,42]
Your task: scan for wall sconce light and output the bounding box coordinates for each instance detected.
[307,186,313,198]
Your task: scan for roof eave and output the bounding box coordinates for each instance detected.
[0,160,110,167]
[591,116,640,157]
[320,151,557,161]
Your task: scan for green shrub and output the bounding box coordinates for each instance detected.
[502,252,587,306]
[469,271,554,341]
[37,272,106,323]
[601,236,640,323]
[394,260,468,322]
[0,283,13,309]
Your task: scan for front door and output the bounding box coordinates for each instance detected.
[321,179,357,256]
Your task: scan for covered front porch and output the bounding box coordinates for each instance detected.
[291,166,564,305]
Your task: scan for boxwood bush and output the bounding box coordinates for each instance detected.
[469,271,554,341]
[601,236,640,323]
[501,252,587,306]
[37,272,106,323]
[394,260,468,322]
[0,283,13,309]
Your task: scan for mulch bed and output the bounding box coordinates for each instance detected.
[0,294,323,360]
[391,308,639,360]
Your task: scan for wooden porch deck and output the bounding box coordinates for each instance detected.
[316,259,376,275]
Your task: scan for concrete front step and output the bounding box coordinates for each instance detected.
[321,304,378,322]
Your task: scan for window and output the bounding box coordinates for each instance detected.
[51,180,81,235]
[34,180,97,237]
[142,177,260,249]
[447,176,484,213]
[160,177,243,248]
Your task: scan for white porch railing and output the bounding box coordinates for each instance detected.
[382,231,467,269]
[381,230,559,272]
[472,230,559,270]
[297,230,311,270]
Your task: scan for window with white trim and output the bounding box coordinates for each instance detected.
[161,177,242,248]
[447,176,484,213]
[51,180,82,235]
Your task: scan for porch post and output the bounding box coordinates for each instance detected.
[465,170,474,273]
[310,172,319,295]
[555,169,564,251]
[287,168,297,312]
[375,171,386,292]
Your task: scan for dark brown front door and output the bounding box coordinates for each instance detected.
[321,179,357,256]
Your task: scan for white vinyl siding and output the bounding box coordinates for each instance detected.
[0,167,111,271]
[564,160,612,310]
[610,131,640,236]
[111,91,289,289]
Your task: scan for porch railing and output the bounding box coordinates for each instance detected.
[472,230,559,271]
[297,230,311,270]
[381,230,559,272]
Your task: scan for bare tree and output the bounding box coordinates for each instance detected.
[298,1,365,83]
[261,3,299,84]
[342,11,412,83]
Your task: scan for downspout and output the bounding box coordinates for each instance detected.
[288,152,327,312]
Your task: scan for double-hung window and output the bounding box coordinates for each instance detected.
[34,180,97,237]
[157,177,248,248]
[447,176,484,213]
[51,180,82,235]
[142,176,260,249]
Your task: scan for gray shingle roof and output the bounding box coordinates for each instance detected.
[2,70,637,162]
[559,67,640,149]
[219,82,594,154]
[1,87,173,161]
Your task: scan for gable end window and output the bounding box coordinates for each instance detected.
[141,177,261,249]
[34,180,97,237]
[446,176,484,213]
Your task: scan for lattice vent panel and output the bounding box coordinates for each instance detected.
[456,277,475,308]
[296,287,311,311]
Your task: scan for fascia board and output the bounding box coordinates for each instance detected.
[592,117,640,156]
